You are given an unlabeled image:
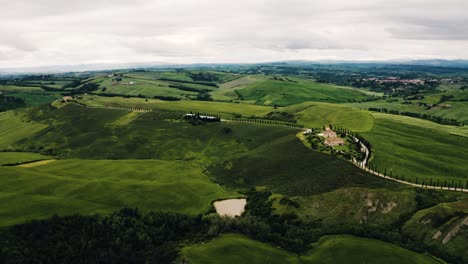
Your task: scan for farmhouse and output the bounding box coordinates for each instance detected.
[322,127,337,138]
[62,96,73,102]
[325,137,345,146]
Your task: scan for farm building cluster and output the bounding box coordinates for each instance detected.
[320,127,345,146]
[184,113,221,122]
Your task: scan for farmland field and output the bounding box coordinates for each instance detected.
[81,95,274,117]
[301,235,440,264]
[0,152,52,165]
[363,113,468,183]
[0,111,47,149]
[280,102,375,132]
[236,78,373,106]
[0,159,237,226]
[182,234,440,264]
[1,66,468,263]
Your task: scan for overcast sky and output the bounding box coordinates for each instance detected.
[0,0,467,69]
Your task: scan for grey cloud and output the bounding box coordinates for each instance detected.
[0,0,467,68]
[387,18,468,40]
[0,30,37,52]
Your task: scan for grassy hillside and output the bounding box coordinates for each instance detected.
[85,70,240,99]
[211,75,266,101]
[182,234,440,264]
[403,202,468,263]
[272,187,417,226]
[92,76,198,98]
[236,78,372,106]
[0,111,47,149]
[363,113,468,183]
[81,95,274,117]
[182,234,300,264]
[19,104,293,161]
[209,133,398,196]
[344,98,468,125]
[0,159,237,226]
[277,102,375,132]
[0,152,52,165]
[301,235,440,264]
[4,92,63,106]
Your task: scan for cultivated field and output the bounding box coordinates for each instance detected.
[363,113,468,183]
[0,159,237,226]
[182,234,440,264]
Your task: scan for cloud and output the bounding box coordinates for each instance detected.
[386,18,468,40]
[0,0,467,68]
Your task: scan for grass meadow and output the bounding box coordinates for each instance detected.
[0,159,237,226]
[182,234,440,264]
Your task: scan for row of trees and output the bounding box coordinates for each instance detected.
[326,125,468,192]
[365,161,468,191]
[223,117,304,128]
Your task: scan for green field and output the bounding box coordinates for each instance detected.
[344,98,468,125]
[182,234,300,264]
[93,77,199,98]
[81,95,274,117]
[4,92,63,106]
[0,152,52,165]
[182,234,440,264]
[236,78,373,106]
[280,102,375,132]
[301,235,440,264]
[84,70,241,99]
[19,104,295,161]
[211,75,266,101]
[208,133,398,196]
[0,111,47,149]
[403,202,468,263]
[363,113,468,183]
[0,159,237,226]
[0,85,43,92]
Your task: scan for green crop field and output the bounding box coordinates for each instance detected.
[182,234,440,264]
[96,78,198,98]
[182,234,300,264]
[84,70,241,99]
[0,159,237,226]
[280,102,375,132]
[19,104,293,161]
[208,133,398,196]
[81,95,274,117]
[236,78,373,106]
[363,113,468,183]
[0,111,47,149]
[301,235,440,264]
[344,98,468,125]
[5,92,63,106]
[0,152,52,165]
[0,85,43,92]
[211,75,266,101]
